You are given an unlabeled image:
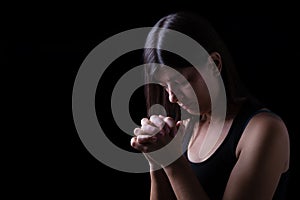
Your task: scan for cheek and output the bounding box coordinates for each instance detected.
[184,88,197,100]
[188,81,210,103]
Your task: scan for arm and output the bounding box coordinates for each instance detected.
[223,112,290,200]
[150,168,176,200]
[163,156,209,200]
[131,137,176,200]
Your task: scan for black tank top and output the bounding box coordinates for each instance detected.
[184,100,289,200]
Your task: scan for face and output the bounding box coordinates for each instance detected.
[154,66,211,115]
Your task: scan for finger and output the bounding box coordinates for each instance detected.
[131,137,145,151]
[158,115,166,119]
[141,124,160,135]
[176,121,184,131]
[131,137,156,153]
[160,123,170,136]
[134,128,144,136]
[168,120,184,137]
[141,118,151,126]
[130,137,137,148]
[150,115,165,129]
[137,135,157,144]
[163,117,175,128]
[174,121,185,137]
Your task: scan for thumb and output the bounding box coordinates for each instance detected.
[176,121,182,127]
[171,121,184,137]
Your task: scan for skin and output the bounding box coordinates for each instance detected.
[130,52,290,200]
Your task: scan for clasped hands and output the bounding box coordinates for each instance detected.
[131,115,185,169]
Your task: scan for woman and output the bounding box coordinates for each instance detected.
[130,11,290,200]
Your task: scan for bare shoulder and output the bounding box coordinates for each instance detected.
[237,110,290,171]
[244,111,289,137]
[224,111,290,199]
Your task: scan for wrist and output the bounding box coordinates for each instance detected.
[149,162,162,171]
[163,155,187,172]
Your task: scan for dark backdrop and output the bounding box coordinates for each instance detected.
[5,2,299,199]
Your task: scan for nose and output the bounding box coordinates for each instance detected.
[166,85,179,103]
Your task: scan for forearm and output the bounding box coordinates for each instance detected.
[163,156,209,200]
[150,168,176,200]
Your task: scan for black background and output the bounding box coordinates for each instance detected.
[5,2,299,199]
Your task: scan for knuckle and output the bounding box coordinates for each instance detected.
[164,117,175,127]
[141,118,149,125]
[130,137,136,146]
[142,124,159,135]
[150,114,158,118]
[134,128,141,136]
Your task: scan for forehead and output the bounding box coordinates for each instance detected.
[153,66,195,82]
[154,67,178,81]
